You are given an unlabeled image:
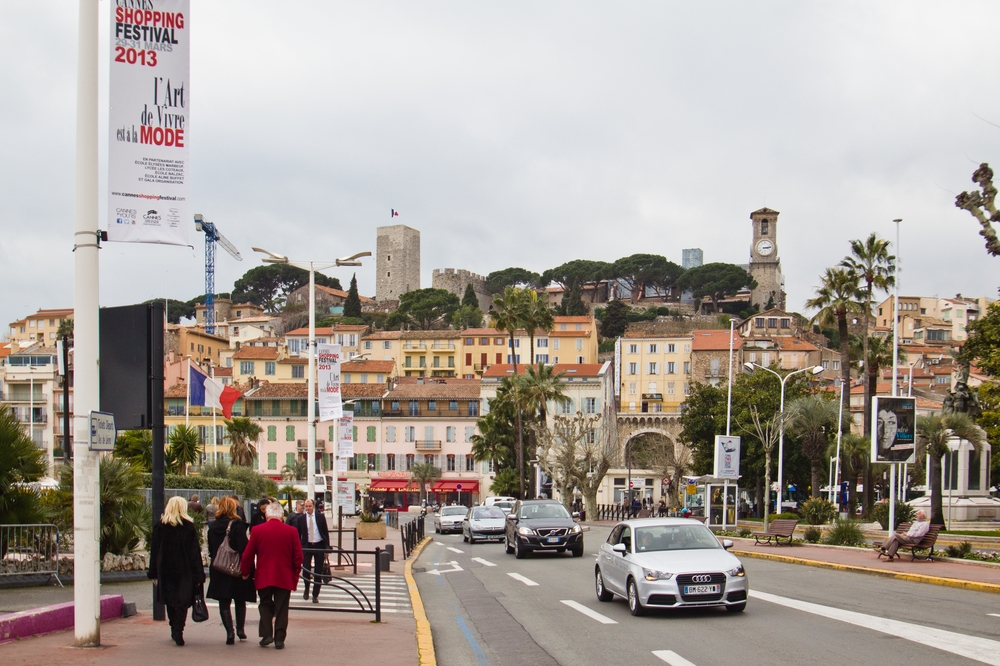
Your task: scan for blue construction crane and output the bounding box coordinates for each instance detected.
[194,214,243,335]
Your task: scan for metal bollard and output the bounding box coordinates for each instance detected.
[385,543,395,561]
[378,550,391,572]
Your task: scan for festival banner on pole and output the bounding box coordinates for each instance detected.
[317,344,343,420]
[108,1,190,245]
[338,413,354,460]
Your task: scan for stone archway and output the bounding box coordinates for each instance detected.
[614,414,691,508]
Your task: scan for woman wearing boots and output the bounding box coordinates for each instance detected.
[148,496,205,646]
[207,496,256,644]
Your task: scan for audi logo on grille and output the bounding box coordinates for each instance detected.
[690,574,713,583]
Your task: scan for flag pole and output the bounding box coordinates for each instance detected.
[185,357,191,427]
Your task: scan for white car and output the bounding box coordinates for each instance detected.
[462,506,506,543]
[596,518,748,616]
[433,506,468,534]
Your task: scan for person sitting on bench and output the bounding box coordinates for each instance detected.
[876,510,929,561]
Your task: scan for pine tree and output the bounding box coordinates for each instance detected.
[344,273,363,318]
[462,283,479,308]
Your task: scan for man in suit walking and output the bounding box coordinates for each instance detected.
[286,499,305,529]
[240,501,303,649]
[297,499,330,603]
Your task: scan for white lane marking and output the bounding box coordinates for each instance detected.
[989,613,1000,618]
[471,557,497,567]
[653,650,696,666]
[751,591,1000,666]
[426,561,463,576]
[560,600,617,625]
[507,573,539,586]
[432,541,444,546]
[447,547,464,553]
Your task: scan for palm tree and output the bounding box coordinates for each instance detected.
[806,267,862,427]
[410,462,442,506]
[841,234,895,437]
[470,411,514,473]
[489,286,529,374]
[495,375,530,498]
[832,433,870,517]
[521,290,554,370]
[916,413,985,525]
[281,459,308,482]
[226,417,263,467]
[0,404,48,527]
[113,429,153,472]
[520,364,566,495]
[787,395,839,498]
[168,424,202,476]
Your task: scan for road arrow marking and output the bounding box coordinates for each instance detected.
[653,650,696,665]
[470,557,496,567]
[560,600,617,624]
[426,561,463,576]
[447,547,464,553]
[507,573,539,586]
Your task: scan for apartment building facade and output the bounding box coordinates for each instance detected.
[8,308,74,346]
[617,333,693,414]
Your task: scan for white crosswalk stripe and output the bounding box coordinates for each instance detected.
[292,574,413,615]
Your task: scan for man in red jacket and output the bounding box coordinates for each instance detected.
[241,501,303,649]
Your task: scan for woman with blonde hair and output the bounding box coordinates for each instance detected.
[148,495,205,646]
[207,496,256,644]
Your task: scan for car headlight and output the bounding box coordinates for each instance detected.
[726,565,745,578]
[571,524,582,534]
[643,568,673,581]
[517,526,533,536]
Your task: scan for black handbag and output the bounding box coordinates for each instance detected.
[191,584,209,623]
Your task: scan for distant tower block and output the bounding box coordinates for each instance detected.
[376,225,421,302]
[682,249,703,270]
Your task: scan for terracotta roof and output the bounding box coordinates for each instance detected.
[342,384,388,399]
[229,315,275,323]
[386,382,481,400]
[400,330,461,340]
[548,330,592,337]
[286,325,368,336]
[481,363,607,378]
[916,397,943,409]
[245,382,308,399]
[214,367,232,377]
[773,338,818,352]
[233,347,280,360]
[342,360,396,373]
[363,331,403,340]
[165,383,188,398]
[690,330,743,351]
[623,329,694,340]
[554,316,593,323]
[315,284,375,303]
[278,358,307,364]
[461,328,505,336]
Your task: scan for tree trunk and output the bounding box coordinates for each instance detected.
[837,312,851,429]
[763,450,772,531]
[755,477,763,518]
[515,410,525,499]
[583,488,599,518]
[930,453,945,526]
[810,460,821,499]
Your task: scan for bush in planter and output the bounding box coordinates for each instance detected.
[803,526,822,543]
[823,519,866,547]
[359,511,382,523]
[772,512,799,521]
[870,500,914,531]
[738,527,753,538]
[799,498,837,525]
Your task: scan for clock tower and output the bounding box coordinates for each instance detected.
[748,207,785,310]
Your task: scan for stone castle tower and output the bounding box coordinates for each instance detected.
[748,208,786,310]
[376,225,420,302]
[432,268,492,311]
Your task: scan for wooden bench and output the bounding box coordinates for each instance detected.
[752,519,798,546]
[874,522,942,561]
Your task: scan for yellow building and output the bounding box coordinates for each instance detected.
[456,315,600,378]
[341,359,396,385]
[400,331,461,377]
[8,308,74,346]
[361,330,404,373]
[617,332,693,414]
[166,324,229,367]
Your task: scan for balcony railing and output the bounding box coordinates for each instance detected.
[431,342,456,351]
[414,440,442,451]
[297,439,327,451]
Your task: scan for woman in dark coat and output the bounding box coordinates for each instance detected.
[148,495,205,646]
[207,496,256,644]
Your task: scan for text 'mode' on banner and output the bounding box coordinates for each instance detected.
[108,1,190,246]
[317,343,343,420]
[713,435,741,480]
[871,396,916,463]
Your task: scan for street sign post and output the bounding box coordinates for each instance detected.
[457,483,463,506]
[89,411,116,452]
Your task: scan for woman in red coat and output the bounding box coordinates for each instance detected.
[148,496,205,646]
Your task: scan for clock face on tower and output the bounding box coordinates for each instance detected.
[756,239,774,257]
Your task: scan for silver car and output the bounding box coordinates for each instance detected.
[433,506,468,534]
[596,518,748,616]
[462,505,506,543]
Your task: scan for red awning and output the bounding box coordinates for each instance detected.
[431,480,480,493]
[370,479,419,492]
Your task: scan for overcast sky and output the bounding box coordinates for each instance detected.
[3,1,999,334]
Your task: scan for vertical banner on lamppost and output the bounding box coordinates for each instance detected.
[337,413,354,460]
[872,396,916,463]
[713,435,741,479]
[108,1,190,245]
[317,344,343,420]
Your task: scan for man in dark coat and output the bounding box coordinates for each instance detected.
[286,499,305,529]
[297,499,330,603]
[148,496,205,646]
[241,501,303,649]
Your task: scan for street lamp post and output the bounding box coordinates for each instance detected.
[744,362,824,514]
[252,248,370,502]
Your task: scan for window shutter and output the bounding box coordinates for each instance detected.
[367,426,376,442]
[353,426,358,442]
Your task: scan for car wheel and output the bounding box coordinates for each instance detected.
[726,602,747,613]
[595,568,613,602]
[627,578,646,616]
[514,537,527,559]
[505,535,514,555]
[571,546,584,558]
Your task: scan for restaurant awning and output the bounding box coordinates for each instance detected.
[369,479,419,492]
[431,480,480,493]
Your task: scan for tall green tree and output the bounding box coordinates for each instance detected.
[806,267,861,428]
[471,411,515,473]
[559,283,588,316]
[786,395,838,498]
[916,413,985,525]
[599,300,630,339]
[960,302,1000,375]
[452,305,485,329]
[612,254,684,303]
[388,288,461,330]
[494,375,531,498]
[540,259,613,304]
[522,290,555,369]
[232,264,341,311]
[0,404,48,526]
[226,418,263,467]
[168,424,202,476]
[461,283,479,308]
[489,286,530,374]
[676,263,756,313]
[841,233,895,437]
[520,364,567,496]
[144,298,196,324]
[344,273,363,319]
[486,267,541,294]
[679,382,726,475]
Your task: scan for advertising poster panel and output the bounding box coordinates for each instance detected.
[108,1,190,245]
[871,396,916,463]
[713,435,741,479]
[338,413,354,460]
[338,481,356,515]
[317,344,343,420]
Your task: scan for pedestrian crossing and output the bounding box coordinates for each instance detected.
[290,573,413,615]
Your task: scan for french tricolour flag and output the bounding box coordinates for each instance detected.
[189,363,241,418]
[391,209,399,217]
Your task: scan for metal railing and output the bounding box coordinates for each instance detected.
[401,515,425,559]
[414,440,442,451]
[385,509,400,529]
[0,524,63,585]
[295,546,385,622]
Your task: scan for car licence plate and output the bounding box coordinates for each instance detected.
[546,537,560,543]
[684,584,720,595]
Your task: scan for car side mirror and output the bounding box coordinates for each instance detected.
[722,539,734,550]
[612,543,627,554]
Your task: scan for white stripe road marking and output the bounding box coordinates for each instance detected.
[560,600,617,625]
[471,557,497,567]
[652,650,696,666]
[447,547,464,553]
[507,573,539,586]
[751,591,1000,666]
[989,613,1000,618]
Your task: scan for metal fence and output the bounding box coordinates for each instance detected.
[0,524,63,585]
[142,488,239,506]
[385,509,399,529]
[401,515,425,559]
[294,547,385,622]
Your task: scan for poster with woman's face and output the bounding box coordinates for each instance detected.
[871,397,916,463]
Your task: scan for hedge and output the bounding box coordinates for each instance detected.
[141,474,247,497]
